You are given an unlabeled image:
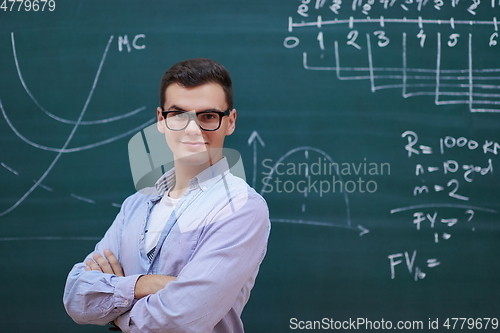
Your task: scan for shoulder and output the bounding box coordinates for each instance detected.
[177,172,269,233]
[212,173,270,228]
[222,172,268,209]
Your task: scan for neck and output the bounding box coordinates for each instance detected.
[169,153,223,199]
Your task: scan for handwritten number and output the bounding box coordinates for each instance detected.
[447,179,469,201]
[298,4,309,17]
[347,30,362,50]
[467,0,480,15]
[417,30,426,48]
[490,32,498,47]
[434,0,443,9]
[374,31,390,47]
[284,36,299,49]
[317,31,325,50]
[298,3,309,16]
[448,33,460,47]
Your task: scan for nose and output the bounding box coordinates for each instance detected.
[184,114,202,134]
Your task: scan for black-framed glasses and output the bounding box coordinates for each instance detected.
[161,109,231,131]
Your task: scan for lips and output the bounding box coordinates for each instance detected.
[181,141,207,148]
[181,141,206,145]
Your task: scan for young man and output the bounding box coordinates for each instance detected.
[63,58,270,333]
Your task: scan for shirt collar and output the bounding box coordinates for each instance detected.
[154,157,230,196]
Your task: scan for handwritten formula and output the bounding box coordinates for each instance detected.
[389,131,498,281]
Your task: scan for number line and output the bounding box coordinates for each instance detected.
[289,16,499,31]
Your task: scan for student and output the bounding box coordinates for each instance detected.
[63,58,271,333]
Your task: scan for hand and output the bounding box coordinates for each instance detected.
[85,249,124,277]
[108,319,122,331]
[134,274,177,299]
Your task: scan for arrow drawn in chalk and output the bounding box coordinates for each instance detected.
[247,130,265,188]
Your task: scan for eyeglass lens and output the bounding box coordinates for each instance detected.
[166,111,222,131]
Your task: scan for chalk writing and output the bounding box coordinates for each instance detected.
[284,3,500,112]
[389,130,498,280]
[118,34,146,52]
[388,250,439,281]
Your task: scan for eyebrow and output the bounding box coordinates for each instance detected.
[166,104,224,112]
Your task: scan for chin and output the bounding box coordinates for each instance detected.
[175,147,224,167]
[175,151,212,166]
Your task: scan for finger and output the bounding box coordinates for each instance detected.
[85,259,102,272]
[93,252,114,275]
[104,250,124,277]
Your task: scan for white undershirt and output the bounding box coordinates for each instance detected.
[145,193,180,255]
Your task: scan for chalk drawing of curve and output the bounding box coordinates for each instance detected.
[0,33,155,218]
[259,146,369,236]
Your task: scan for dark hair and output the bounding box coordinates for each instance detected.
[159,58,233,109]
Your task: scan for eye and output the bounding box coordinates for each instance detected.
[199,112,217,121]
[167,111,187,119]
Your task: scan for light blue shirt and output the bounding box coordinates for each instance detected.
[63,158,270,333]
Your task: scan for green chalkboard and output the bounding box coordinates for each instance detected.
[1,1,499,332]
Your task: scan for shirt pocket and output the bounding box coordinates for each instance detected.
[153,223,201,276]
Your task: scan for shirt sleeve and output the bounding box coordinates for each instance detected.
[121,190,271,333]
[63,194,143,326]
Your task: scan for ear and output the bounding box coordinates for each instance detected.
[225,109,237,136]
[156,107,166,134]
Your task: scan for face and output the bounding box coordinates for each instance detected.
[157,82,236,168]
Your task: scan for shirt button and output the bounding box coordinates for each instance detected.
[124,300,129,305]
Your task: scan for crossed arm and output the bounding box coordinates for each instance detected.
[65,190,270,332]
[85,250,176,300]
